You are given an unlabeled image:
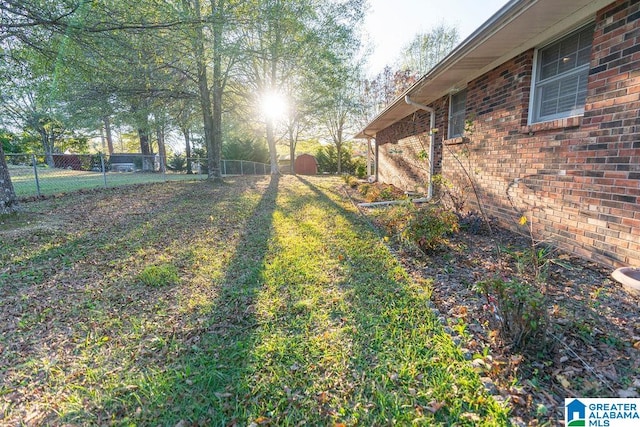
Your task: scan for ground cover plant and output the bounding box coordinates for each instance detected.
[347,182,640,425]
[0,176,510,425]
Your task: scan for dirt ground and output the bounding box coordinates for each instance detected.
[344,183,640,426]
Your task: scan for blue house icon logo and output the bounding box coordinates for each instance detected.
[566,399,586,426]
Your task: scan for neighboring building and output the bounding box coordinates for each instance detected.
[294,153,318,175]
[52,154,83,170]
[277,154,293,174]
[109,153,158,172]
[357,0,640,267]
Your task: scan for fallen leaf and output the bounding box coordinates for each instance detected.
[254,416,270,424]
[461,412,481,422]
[555,374,571,388]
[317,391,329,403]
[425,400,444,413]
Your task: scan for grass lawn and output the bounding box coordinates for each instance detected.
[0,176,510,425]
[8,165,207,198]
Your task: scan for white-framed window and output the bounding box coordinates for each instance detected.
[529,23,595,124]
[448,89,467,138]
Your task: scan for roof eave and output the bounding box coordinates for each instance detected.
[355,0,611,139]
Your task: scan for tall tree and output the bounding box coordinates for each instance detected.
[320,64,360,175]
[398,23,459,76]
[237,0,366,175]
[0,142,18,214]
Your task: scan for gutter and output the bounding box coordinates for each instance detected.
[355,0,529,138]
[404,95,435,200]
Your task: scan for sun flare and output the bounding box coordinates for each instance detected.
[260,92,288,121]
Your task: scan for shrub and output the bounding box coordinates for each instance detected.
[358,183,380,202]
[354,158,367,178]
[402,205,459,251]
[136,264,180,287]
[379,186,394,200]
[457,211,488,235]
[316,145,359,174]
[476,277,548,352]
[342,174,359,188]
[169,154,186,171]
[378,202,414,236]
[432,174,468,213]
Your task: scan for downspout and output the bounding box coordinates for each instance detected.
[404,95,435,200]
[363,131,377,182]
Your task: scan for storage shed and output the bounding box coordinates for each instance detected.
[294,154,318,175]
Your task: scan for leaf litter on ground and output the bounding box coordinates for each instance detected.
[1,176,510,425]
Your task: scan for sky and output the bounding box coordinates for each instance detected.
[364,0,511,76]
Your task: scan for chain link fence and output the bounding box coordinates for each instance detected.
[5,153,270,198]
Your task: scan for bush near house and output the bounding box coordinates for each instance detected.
[357,182,406,203]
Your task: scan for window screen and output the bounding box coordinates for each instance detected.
[449,89,467,138]
[531,23,594,123]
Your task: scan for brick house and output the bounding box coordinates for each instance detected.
[357,0,640,267]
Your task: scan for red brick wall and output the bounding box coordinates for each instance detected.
[376,98,447,193]
[375,0,640,267]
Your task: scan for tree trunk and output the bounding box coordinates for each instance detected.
[138,127,153,171]
[289,127,296,175]
[183,127,193,174]
[157,126,167,173]
[104,116,114,154]
[139,129,150,154]
[266,120,279,175]
[198,69,215,178]
[41,130,55,168]
[336,123,344,174]
[267,4,281,176]
[193,0,217,181]
[100,126,106,153]
[210,0,224,181]
[0,145,18,214]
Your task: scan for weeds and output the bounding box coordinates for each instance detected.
[136,264,180,287]
[373,202,459,252]
[342,174,359,188]
[403,205,460,252]
[476,277,548,352]
[357,182,406,203]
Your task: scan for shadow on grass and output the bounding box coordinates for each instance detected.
[0,177,277,424]
[219,176,510,425]
[123,175,281,424]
